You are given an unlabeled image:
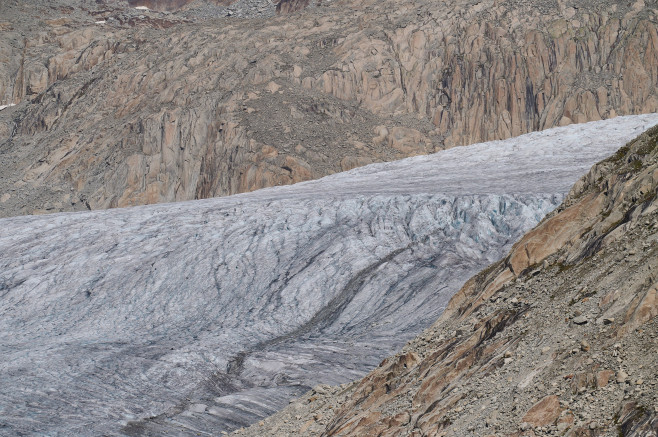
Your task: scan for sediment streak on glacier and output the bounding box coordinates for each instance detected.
[0,115,657,436]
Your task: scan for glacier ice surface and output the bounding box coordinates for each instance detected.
[1,114,657,435]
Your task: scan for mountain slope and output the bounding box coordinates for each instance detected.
[1,116,654,436]
[2,0,658,217]
[236,121,658,436]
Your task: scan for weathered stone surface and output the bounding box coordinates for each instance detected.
[3,0,658,217]
[616,402,658,436]
[276,0,310,14]
[522,395,563,427]
[596,370,615,388]
[573,315,589,325]
[126,0,235,11]
[619,284,658,336]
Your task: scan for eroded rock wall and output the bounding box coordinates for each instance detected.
[2,0,658,217]
[276,0,311,14]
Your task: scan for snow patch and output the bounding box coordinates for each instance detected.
[95,20,106,24]
[134,5,149,10]
[0,103,15,111]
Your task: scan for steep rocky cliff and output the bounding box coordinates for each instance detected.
[2,0,658,217]
[236,120,658,435]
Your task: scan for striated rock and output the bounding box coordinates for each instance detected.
[126,0,236,11]
[616,402,658,435]
[276,0,310,14]
[522,395,563,428]
[618,284,658,336]
[3,0,658,217]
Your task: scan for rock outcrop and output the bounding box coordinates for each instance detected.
[234,122,658,436]
[276,0,311,14]
[2,0,658,217]
[124,0,238,11]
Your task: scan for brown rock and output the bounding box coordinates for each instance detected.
[522,395,563,427]
[507,194,604,275]
[618,284,657,337]
[386,411,410,428]
[596,370,615,388]
[4,1,658,218]
[557,411,575,432]
[386,127,433,155]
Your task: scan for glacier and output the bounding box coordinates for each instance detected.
[1,114,657,436]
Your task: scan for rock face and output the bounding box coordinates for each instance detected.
[0,117,652,436]
[125,0,229,11]
[2,0,658,217]
[522,395,563,428]
[276,0,311,14]
[239,120,658,436]
[126,0,199,10]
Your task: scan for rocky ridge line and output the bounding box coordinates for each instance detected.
[2,0,658,217]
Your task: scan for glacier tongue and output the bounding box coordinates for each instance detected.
[0,115,657,436]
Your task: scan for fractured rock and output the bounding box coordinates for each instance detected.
[522,395,563,427]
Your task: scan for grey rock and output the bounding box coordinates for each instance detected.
[616,370,629,383]
[573,316,588,325]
